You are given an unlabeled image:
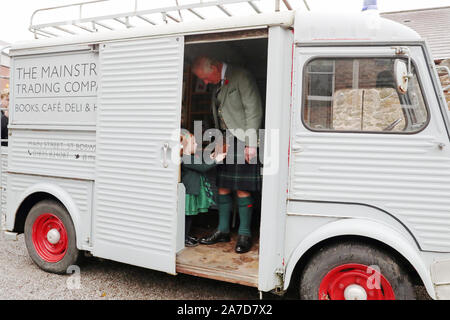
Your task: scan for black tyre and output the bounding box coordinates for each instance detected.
[24,200,81,274]
[299,241,416,300]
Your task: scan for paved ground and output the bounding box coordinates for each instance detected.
[0,232,275,300]
[0,232,430,300]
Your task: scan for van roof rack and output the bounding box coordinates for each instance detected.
[30,0,306,39]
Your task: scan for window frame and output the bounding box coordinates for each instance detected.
[300,56,431,135]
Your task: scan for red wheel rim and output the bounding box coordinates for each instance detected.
[319,263,395,300]
[32,213,68,263]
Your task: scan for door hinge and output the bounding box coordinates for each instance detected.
[89,44,99,53]
[274,268,285,295]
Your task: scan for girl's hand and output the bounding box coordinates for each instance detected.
[211,144,229,162]
[214,151,227,163]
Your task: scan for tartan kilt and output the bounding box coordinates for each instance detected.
[216,137,262,192]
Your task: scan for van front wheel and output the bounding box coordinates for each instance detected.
[24,200,81,274]
[299,241,416,300]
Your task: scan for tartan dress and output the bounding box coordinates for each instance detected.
[185,175,215,216]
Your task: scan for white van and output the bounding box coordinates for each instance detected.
[2,0,450,300]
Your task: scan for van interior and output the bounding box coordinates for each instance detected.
[176,34,268,287]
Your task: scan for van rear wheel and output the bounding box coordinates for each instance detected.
[299,241,416,300]
[24,200,81,274]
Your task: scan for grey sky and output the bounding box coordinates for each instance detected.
[0,0,449,43]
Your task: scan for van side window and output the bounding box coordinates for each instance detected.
[303,58,428,133]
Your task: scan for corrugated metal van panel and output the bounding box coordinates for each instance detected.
[7,174,93,249]
[9,175,91,217]
[93,37,183,273]
[9,130,96,180]
[289,132,450,252]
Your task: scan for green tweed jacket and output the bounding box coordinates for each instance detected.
[212,65,263,148]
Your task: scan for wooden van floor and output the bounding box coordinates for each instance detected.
[176,232,259,287]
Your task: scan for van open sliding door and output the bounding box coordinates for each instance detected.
[93,36,184,274]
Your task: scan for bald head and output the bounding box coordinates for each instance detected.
[192,56,222,85]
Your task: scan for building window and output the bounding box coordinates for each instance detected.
[304,60,335,129]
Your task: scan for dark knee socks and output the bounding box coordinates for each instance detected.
[185,216,194,238]
[217,194,253,236]
[237,196,253,237]
[217,194,233,233]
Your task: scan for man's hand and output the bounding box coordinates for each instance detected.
[245,146,257,164]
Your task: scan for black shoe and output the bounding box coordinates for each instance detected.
[185,236,199,247]
[235,235,252,254]
[199,230,230,245]
[187,235,198,242]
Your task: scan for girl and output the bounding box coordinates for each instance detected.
[180,131,227,247]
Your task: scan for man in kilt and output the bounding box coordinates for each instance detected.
[192,56,263,254]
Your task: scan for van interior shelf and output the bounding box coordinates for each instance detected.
[29,0,300,39]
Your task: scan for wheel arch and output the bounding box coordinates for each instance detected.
[283,218,435,299]
[11,183,82,249]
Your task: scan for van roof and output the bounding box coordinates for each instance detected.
[11,10,421,54]
[295,11,421,44]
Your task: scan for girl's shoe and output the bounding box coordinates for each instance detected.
[185,235,199,247]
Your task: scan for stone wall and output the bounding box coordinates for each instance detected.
[332,88,405,132]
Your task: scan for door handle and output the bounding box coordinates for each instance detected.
[162,143,170,168]
[292,145,304,153]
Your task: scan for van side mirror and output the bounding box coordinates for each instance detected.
[394,59,409,94]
